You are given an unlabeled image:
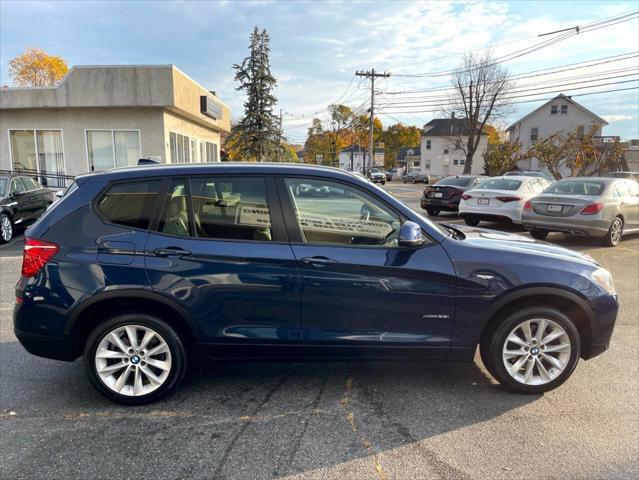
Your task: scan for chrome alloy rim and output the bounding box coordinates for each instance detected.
[502,318,571,386]
[95,325,172,397]
[1,216,12,242]
[610,218,622,245]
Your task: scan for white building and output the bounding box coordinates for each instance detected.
[338,144,367,172]
[507,94,608,170]
[420,118,487,177]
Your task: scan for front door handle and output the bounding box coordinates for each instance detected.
[153,247,192,258]
[301,256,337,267]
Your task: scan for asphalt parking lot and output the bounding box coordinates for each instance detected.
[1,182,637,480]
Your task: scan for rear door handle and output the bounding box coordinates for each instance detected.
[301,256,337,267]
[153,247,192,258]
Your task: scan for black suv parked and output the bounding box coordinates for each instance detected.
[0,173,53,243]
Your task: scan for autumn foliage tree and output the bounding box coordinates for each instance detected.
[483,140,532,176]
[8,47,68,87]
[382,124,421,169]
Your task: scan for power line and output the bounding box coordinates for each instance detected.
[376,86,639,114]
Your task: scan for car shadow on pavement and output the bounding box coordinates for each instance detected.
[0,340,539,479]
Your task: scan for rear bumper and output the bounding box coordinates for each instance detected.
[522,215,610,237]
[421,197,460,211]
[14,327,75,361]
[459,203,522,224]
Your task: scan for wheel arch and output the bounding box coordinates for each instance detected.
[479,287,596,359]
[67,290,199,359]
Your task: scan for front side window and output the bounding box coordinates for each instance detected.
[190,177,272,241]
[10,177,26,195]
[87,130,141,171]
[97,180,161,229]
[285,178,401,247]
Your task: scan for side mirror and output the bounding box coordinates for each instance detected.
[399,221,425,247]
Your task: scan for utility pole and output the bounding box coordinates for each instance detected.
[356,69,390,173]
[278,108,283,162]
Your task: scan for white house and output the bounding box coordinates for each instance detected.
[338,144,367,172]
[420,118,487,177]
[507,93,609,170]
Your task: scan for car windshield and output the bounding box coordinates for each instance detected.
[437,177,473,187]
[544,180,605,196]
[0,177,7,197]
[476,178,522,190]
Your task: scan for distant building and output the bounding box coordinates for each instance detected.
[1,65,231,186]
[397,146,421,173]
[420,118,487,177]
[623,139,639,172]
[338,144,367,172]
[507,93,608,171]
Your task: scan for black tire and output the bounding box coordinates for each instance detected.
[0,213,13,244]
[530,229,549,240]
[84,313,188,405]
[602,216,623,247]
[402,178,407,183]
[426,208,440,217]
[464,215,480,227]
[412,178,417,184]
[480,306,581,394]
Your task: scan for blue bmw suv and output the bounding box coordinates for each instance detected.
[14,164,618,404]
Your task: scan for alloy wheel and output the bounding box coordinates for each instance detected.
[610,218,622,246]
[502,318,571,386]
[94,324,172,397]
[1,215,12,242]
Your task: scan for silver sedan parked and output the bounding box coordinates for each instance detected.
[522,177,639,246]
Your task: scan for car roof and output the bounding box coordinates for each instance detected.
[75,163,373,184]
[555,177,615,183]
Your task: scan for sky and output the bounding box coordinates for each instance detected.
[1,0,637,144]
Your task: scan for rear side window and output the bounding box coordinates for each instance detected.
[158,179,191,237]
[97,180,161,229]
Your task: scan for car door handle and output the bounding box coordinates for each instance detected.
[153,247,192,258]
[301,256,337,267]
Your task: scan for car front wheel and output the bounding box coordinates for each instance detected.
[84,313,187,405]
[480,307,580,393]
[0,213,13,244]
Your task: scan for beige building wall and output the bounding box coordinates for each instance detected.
[162,111,221,163]
[0,108,166,176]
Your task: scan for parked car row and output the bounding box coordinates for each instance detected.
[421,173,639,247]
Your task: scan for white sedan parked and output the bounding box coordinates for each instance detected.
[459,175,551,226]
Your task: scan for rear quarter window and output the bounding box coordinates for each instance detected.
[97,180,161,229]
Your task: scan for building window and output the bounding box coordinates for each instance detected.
[201,141,218,162]
[455,140,462,150]
[413,161,420,167]
[170,133,217,163]
[443,148,449,155]
[530,127,539,142]
[87,130,140,172]
[459,159,465,165]
[551,105,558,115]
[426,140,431,150]
[561,105,568,114]
[9,130,65,187]
[453,159,459,165]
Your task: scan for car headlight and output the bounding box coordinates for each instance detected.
[591,268,615,294]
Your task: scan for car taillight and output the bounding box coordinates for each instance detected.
[496,196,522,203]
[580,202,604,215]
[21,238,59,278]
[461,194,472,200]
[524,200,532,210]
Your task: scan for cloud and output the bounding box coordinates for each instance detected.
[602,114,635,122]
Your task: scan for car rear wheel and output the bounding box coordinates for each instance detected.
[84,314,187,405]
[602,216,623,247]
[480,307,580,394]
[0,213,13,244]
[426,208,440,217]
[464,215,480,227]
[530,229,549,240]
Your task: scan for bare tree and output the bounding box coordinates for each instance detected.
[447,51,513,174]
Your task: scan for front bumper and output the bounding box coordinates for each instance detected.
[583,292,619,360]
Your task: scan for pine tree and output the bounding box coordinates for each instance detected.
[229,27,283,162]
